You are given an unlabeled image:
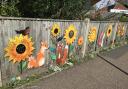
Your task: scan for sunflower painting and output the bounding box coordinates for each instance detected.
[106,25,112,37]
[64,24,77,45]
[117,24,125,37]
[88,27,97,43]
[51,24,61,37]
[5,35,34,63]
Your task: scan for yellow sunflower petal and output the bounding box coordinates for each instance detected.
[64,24,77,45]
[106,25,112,37]
[88,27,97,43]
[117,24,125,36]
[51,24,61,37]
[5,35,34,63]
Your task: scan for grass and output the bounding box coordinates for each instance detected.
[0,71,53,89]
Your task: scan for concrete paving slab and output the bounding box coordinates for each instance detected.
[100,45,128,73]
[17,57,128,89]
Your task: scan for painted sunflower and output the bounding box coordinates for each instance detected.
[88,27,97,43]
[106,25,112,37]
[51,24,61,37]
[64,24,77,45]
[78,36,83,46]
[117,25,125,36]
[5,35,34,63]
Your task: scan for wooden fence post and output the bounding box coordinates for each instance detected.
[94,22,101,51]
[82,18,90,58]
[113,22,118,42]
[0,70,2,87]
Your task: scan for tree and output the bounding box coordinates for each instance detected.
[18,0,90,19]
[0,0,20,16]
[0,0,91,19]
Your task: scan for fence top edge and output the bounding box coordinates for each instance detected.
[91,20,128,23]
[0,16,83,22]
[0,17,127,23]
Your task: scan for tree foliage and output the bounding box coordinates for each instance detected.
[0,0,91,19]
[0,0,20,16]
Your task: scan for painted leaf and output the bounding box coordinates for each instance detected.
[18,61,27,73]
[10,76,16,82]
[49,47,56,53]
[50,54,57,61]
[69,45,74,52]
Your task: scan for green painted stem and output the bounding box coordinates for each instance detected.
[20,60,23,74]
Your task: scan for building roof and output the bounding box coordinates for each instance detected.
[89,2,128,20]
[116,0,128,3]
[99,3,128,14]
[114,3,128,10]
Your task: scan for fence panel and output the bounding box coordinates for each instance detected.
[86,21,100,52]
[0,17,127,86]
[96,22,117,50]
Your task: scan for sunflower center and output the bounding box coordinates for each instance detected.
[69,30,74,38]
[16,44,26,54]
[54,28,58,34]
[108,29,111,34]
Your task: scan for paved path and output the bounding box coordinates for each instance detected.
[100,45,128,73]
[17,56,128,89]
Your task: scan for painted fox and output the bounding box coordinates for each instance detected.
[56,42,68,65]
[61,45,68,65]
[56,43,63,64]
[28,41,48,69]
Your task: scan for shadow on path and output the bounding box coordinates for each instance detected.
[99,45,128,74]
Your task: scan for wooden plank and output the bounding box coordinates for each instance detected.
[82,18,90,57]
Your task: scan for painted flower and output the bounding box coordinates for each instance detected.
[98,32,105,47]
[88,27,97,43]
[78,36,83,45]
[5,35,34,63]
[106,25,112,37]
[51,24,61,37]
[64,24,77,45]
[117,25,125,36]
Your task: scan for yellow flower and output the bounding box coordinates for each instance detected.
[5,35,34,63]
[106,25,112,37]
[88,27,97,43]
[117,25,125,36]
[51,24,61,37]
[64,24,77,45]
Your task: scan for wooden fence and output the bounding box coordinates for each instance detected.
[0,17,127,86]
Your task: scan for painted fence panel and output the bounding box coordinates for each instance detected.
[0,20,51,85]
[115,22,127,43]
[96,22,116,50]
[0,17,127,86]
[0,19,85,86]
[95,21,128,51]
[87,21,100,52]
